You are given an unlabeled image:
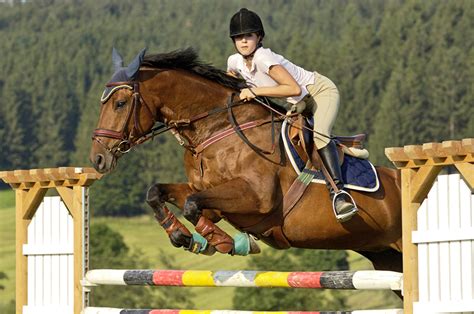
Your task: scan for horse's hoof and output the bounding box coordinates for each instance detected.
[232,232,261,255]
[248,235,261,254]
[200,245,217,256]
[169,230,191,248]
[185,232,216,256]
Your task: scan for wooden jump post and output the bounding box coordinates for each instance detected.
[386,138,474,313]
[0,167,102,314]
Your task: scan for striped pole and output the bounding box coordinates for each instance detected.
[84,308,403,314]
[84,269,402,291]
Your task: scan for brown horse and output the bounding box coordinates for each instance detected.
[90,48,402,272]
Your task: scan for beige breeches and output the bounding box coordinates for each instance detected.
[305,72,340,149]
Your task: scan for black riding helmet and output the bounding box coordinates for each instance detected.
[229,8,265,39]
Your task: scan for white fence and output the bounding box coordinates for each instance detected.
[22,196,77,314]
[413,171,474,313]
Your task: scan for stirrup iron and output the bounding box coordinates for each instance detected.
[332,190,358,222]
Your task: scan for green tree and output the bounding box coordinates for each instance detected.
[0,300,15,314]
[90,152,149,216]
[0,0,472,210]
[370,66,406,165]
[0,272,14,313]
[0,271,6,290]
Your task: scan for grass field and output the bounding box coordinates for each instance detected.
[0,190,16,306]
[0,189,402,310]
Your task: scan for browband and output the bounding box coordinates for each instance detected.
[100,84,133,103]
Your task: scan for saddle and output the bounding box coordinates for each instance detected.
[287,115,369,165]
[262,96,369,161]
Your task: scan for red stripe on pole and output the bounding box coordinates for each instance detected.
[287,272,323,288]
[152,270,186,286]
[150,310,181,314]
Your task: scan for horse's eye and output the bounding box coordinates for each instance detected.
[115,100,127,109]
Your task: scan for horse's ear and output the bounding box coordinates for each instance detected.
[125,48,147,79]
[112,47,124,72]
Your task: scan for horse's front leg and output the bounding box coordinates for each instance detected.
[146,183,196,250]
[183,178,262,255]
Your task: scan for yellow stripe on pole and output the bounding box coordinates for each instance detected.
[180,310,213,314]
[254,271,290,287]
[182,270,215,286]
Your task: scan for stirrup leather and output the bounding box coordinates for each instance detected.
[332,190,358,222]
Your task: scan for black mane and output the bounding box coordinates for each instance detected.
[142,48,247,91]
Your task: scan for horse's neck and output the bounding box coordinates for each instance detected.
[152,71,236,145]
[144,70,271,147]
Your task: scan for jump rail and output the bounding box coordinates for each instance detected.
[84,269,403,290]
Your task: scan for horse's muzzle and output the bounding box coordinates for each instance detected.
[94,154,106,172]
[90,152,116,174]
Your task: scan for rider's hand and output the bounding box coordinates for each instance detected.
[285,104,297,117]
[239,88,257,102]
[291,102,306,114]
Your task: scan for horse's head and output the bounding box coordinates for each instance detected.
[90,48,156,173]
[90,47,253,173]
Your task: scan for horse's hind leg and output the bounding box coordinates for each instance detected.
[146,183,195,250]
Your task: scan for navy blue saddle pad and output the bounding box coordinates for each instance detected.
[281,119,379,192]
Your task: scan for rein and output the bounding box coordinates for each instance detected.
[226,94,286,166]
[93,80,286,166]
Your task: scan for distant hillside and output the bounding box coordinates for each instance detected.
[0,0,472,216]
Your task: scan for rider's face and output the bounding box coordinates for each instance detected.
[233,33,260,56]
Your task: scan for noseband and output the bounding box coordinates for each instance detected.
[92,81,161,158]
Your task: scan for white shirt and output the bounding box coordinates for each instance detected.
[227,47,315,103]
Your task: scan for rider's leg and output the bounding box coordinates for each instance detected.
[306,73,357,222]
[316,141,357,221]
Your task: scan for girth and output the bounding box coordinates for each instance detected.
[237,171,314,250]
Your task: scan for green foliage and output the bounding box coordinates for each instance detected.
[0,190,15,210]
[0,271,13,314]
[89,223,194,309]
[233,248,349,310]
[0,0,472,212]
[0,299,15,314]
[0,271,6,290]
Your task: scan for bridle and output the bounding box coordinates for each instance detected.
[91,79,241,159]
[92,81,169,158]
[92,78,289,165]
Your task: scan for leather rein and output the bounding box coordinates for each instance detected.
[92,80,284,163]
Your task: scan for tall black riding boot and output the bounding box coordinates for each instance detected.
[316,141,358,222]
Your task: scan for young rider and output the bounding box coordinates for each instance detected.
[227,8,357,222]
